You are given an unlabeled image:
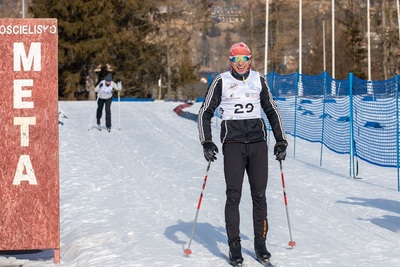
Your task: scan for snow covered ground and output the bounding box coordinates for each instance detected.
[1,101,400,267]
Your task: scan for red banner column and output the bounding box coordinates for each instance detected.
[0,19,60,264]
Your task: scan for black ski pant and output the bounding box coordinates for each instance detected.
[223,141,269,244]
[97,98,112,128]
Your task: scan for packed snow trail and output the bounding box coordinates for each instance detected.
[0,101,399,267]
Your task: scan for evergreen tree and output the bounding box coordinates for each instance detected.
[29,0,198,99]
[30,0,118,98]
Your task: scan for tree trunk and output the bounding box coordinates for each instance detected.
[87,64,96,100]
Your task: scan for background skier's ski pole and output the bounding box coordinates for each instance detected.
[279,160,296,248]
[184,160,212,255]
[118,90,121,130]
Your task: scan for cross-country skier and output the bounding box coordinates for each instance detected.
[94,73,122,132]
[198,42,288,266]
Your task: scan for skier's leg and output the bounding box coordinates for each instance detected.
[105,98,112,128]
[246,141,269,239]
[97,99,105,125]
[223,143,246,243]
[247,141,271,260]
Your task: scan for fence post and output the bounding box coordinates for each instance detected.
[320,71,328,166]
[396,74,399,191]
[349,72,355,178]
[293,72,299,159]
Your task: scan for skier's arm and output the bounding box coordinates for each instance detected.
[198,76,222,144]
[94,82,103,93]
[112,79,122,91]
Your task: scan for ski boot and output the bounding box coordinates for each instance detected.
[255,238,271,264]
[229,239,244,266]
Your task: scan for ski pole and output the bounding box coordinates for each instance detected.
[118,91,121,130]
[184,160,212,255]
[279,160,296,248]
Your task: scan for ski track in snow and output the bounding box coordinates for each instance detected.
[0,101,399,267]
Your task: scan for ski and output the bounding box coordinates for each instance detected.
[229,259,244,267]
[256,257,274,267]
[88,125,101,131]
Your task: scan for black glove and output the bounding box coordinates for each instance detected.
[116,77,121,83]
[274,141,287,161]
[99,83,103,88]
[202,141,219,162]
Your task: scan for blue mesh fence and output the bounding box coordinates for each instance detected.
[209,71,400,190]
[264,71,400,174]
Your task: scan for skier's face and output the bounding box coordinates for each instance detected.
[230,55,251,75]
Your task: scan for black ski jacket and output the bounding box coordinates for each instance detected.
[198,70,287,145]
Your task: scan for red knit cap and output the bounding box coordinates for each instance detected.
[229,42,251,56]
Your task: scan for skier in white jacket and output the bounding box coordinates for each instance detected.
[94,73,122,132]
